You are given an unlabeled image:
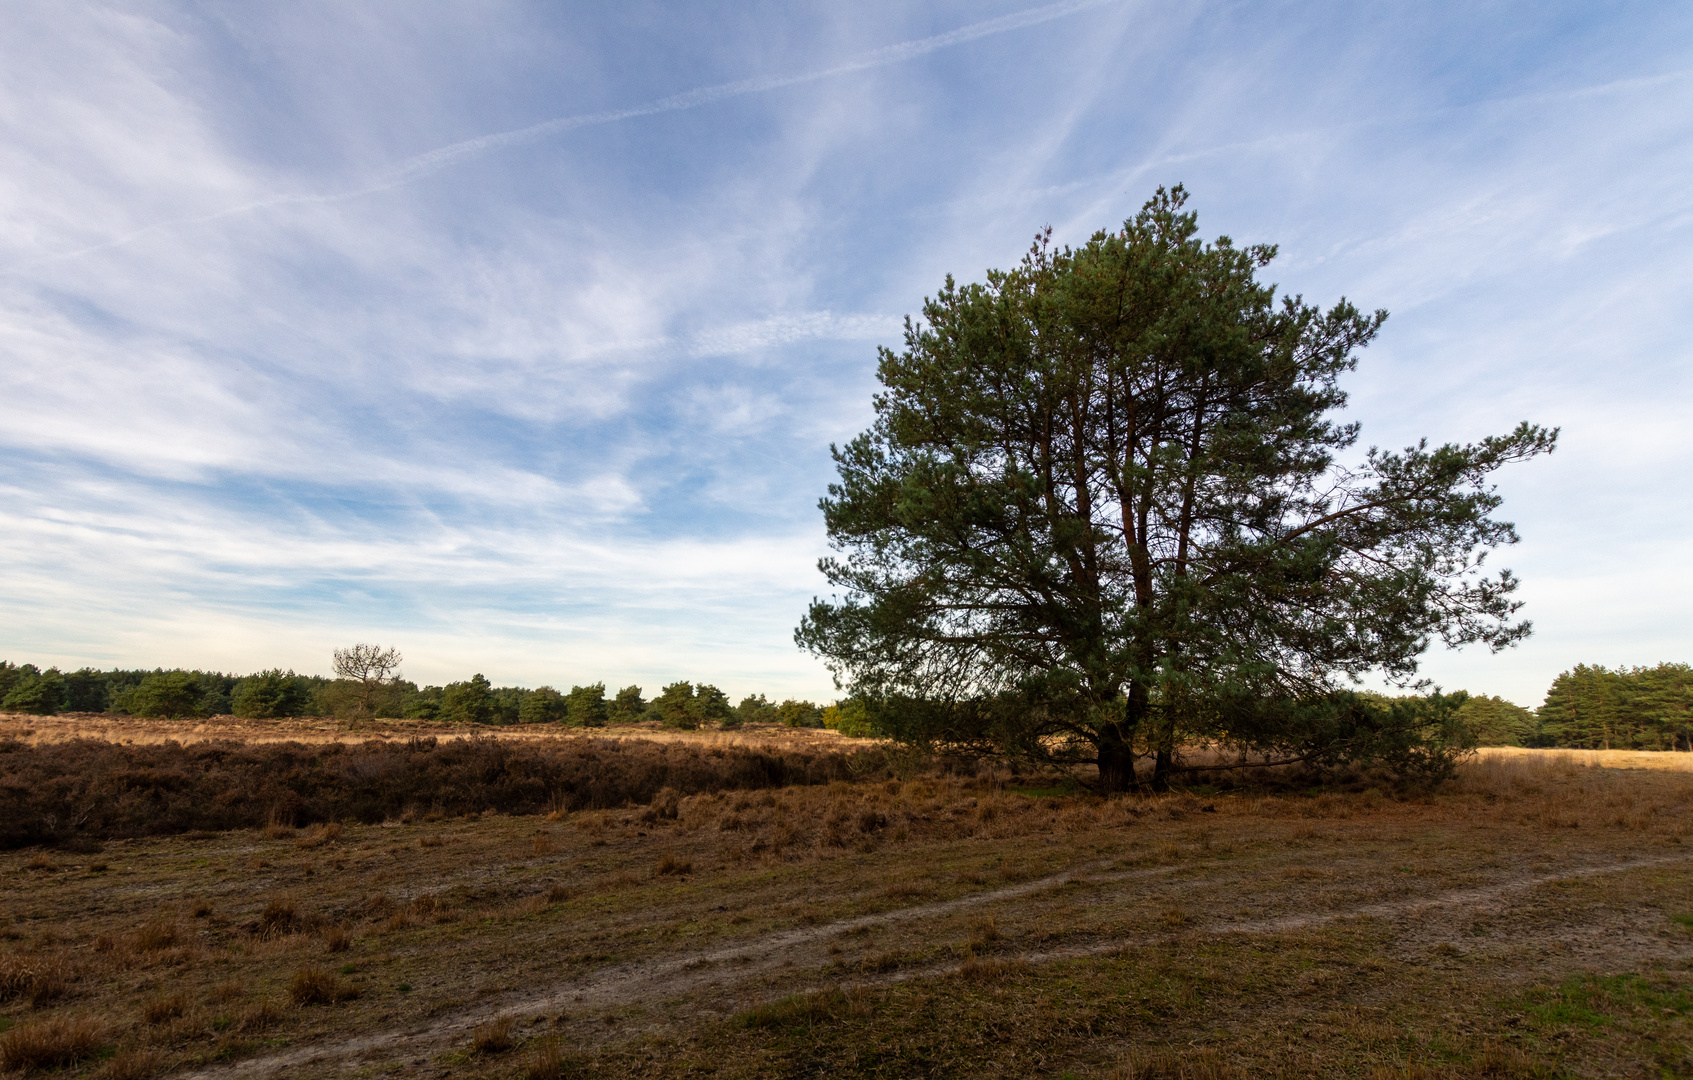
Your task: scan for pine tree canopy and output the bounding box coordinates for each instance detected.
[797,186,1557,789]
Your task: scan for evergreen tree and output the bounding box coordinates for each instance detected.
[231,669,313,718]
[565,683,608,727]
[610,685,645,723]
[439,674,496,724]
[0,666,63,715]
[654,682,697,729]
[1453,694,1537,746]
[519,686,566,724]
[799,187,1554,789]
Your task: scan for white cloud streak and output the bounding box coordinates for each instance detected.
[9,0,1126,272]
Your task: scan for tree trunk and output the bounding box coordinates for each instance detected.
[1097,722,1138,792]
[1151,746,1173,792]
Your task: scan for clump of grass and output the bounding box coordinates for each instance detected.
[323,926,351,953]
[0,1015,104,1072]
[734,987,871,1029]
[967,916,1001,949]
[1113,1047,1241,1079]
[141,992,186,1024]
[0,953,70,1006]
[655,854,693,876]
[133,918,178,952]
[25,852,55,871]
[256,898,302,939]
[471,1016,514,1053]
[287,966,358,1006]
[546,884,572,903]
[418,835,444,848]
[234,998,282,1032]
[99,1047,163,1080]
[260,811,295,840]
[190,899,213,918]
[295,822,343,849]
[525,1034,565,1079]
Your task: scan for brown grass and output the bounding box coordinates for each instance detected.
[2,747,1692,1078]
[0,1015,103,1072]
[287,966,358,1006]
[471,1015,514,1053]
[140,992,186,1024]
[526,1035,565,1079]
[98,1047,164,1080]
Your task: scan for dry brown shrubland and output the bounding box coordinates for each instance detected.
[0,732,891,848]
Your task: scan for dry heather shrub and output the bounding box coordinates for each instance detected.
[99,1047,163,1080]
[0,733,889,848]
[287,966,358,1006]
[141,992,186,1024]
[471,1016,514,1053]
[0,1015,104,1072]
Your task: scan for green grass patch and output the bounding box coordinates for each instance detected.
[1009,777,1084,799]
[1520,972,1693,1032]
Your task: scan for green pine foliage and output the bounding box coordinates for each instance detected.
[1453,694,1537,746]
[610,685,645,723]
[231,669,315,718]
[1538,663,1693,750]
[565,683,608,727]
[518,685,566,724]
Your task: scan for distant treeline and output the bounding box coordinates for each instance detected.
[3,658,1687,750]
[0,662,873,736]
[1446,662,1691,750]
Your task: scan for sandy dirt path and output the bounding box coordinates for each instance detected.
[175,851,1693,1078]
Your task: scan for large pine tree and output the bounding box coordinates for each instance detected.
[799,187,1556,789]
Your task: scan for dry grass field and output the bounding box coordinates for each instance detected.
[3,725,1693,1078]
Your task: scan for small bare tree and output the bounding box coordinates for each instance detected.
[331,644,403,716]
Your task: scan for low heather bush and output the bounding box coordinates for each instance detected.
[0,734,890,847]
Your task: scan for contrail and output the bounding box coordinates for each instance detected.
[374,0,1124,191]
[14,0,1124,269]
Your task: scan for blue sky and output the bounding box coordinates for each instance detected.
[0,1,1688,706]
